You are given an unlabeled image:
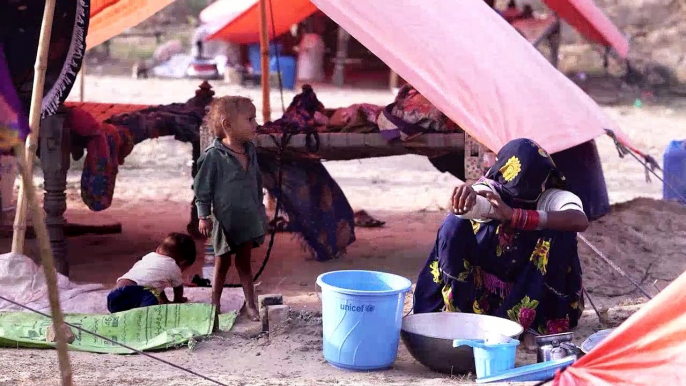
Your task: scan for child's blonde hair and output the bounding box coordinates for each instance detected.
[204,96,255,138]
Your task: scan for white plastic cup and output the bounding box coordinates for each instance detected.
[454,194,494,220]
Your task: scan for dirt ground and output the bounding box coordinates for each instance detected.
[0,76,685,385]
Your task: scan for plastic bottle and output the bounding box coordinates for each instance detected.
[454,194,494,220]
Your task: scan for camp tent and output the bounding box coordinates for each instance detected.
[83,0,633,153]
[200,0,630,154]
[7,1,684,384]
[200,0,629,59]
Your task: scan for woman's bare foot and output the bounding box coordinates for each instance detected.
[243,302,260,322]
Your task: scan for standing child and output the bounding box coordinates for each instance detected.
[194,96,267,321]
[107,232,196,313]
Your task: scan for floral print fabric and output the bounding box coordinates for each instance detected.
[414,214,583,334]
[414,139,583,334]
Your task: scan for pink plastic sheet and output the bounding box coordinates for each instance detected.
[310,0,630,153]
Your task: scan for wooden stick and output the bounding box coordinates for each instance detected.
[258,0,271,124]
[79,59,85,102]
[12,0,56,254]
[13,145,73,386]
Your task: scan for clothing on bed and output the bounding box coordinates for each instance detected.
[249,85,356,261]
[377,84,462,142]
[260,84,328,134]
[259,154,356,261]
[65,98,206,211]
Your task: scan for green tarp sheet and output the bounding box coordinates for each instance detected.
[0,304,236,354]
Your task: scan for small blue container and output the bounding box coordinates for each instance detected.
[663,140,686,204]
[316,270,412,371]
[270,56,297,90]
[453,338,520,379]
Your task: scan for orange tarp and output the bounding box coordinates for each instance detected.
[554,269,686,385]
[542,0,629,58]
[201,0,318,44]
[87,0,175,48]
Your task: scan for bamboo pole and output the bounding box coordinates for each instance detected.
[13,145,73,386]
[12,0,55,253]
[9,0,74,383]
[79,59,85,102]
[258,0,271,123]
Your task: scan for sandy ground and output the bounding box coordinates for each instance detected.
[0,76,685,385]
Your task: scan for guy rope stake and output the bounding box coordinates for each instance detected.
[9,0,74,385]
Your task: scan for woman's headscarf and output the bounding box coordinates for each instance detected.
[484,138,566,205]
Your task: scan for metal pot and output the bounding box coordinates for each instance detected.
[535,332,581,363]
[401,313,523,374]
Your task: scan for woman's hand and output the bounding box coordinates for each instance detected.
[199,218,213,237]
[450,185,477,215]
[479,191,514,223]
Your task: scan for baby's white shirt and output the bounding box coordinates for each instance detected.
[117,252,184,292]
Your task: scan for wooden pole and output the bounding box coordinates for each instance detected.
[79,59,85,102]
[258,0,271,123]
[13,145,73,386]
[389,70,399,91]
[332,27,350,88]
[8,0,74,384]
[12,0,55,253]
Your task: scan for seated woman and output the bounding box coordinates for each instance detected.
[414,138,588,335]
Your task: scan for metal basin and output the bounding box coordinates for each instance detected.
[401,313,523,374]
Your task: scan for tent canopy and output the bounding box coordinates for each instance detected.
[200,0,318,45]
[201,0,629,58]
[287,0,631,153]
[87,0,175,48]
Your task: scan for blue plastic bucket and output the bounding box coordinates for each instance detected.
[316,270,412,370]
[270,56,296,90]
[453,339,520,379]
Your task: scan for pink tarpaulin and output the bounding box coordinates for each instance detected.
[310,0,630,153]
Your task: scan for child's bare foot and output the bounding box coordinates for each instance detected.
[212,303,221,332]
[243,302,260,322]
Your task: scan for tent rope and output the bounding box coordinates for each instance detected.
[578,234,653,299]
[0,294,230,386]
[605,129,685,203]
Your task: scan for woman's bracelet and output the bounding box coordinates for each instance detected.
[511,209,546,230]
